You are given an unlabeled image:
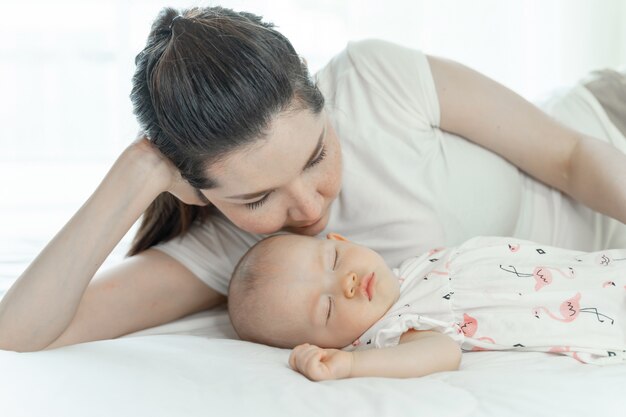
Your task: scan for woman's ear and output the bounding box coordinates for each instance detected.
[326,233,348,242]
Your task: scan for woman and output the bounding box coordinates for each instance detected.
[0,6,625,352]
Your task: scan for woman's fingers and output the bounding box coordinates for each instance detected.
[131,135,209,206]
[168,174,210,206]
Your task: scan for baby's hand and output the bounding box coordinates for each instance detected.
[289,343,353,381]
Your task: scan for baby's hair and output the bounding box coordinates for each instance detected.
[228,234,291,346]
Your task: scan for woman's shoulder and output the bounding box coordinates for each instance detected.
[317,39,438,127]
[345,39,428,75]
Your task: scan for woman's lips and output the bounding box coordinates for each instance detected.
[294,217,322,228]
[360,272,376,301]
[286,211,330,236]
[290,208,328,230]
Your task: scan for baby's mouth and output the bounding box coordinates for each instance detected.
[360,272,376,301]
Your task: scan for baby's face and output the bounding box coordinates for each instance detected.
[259,234,401,348]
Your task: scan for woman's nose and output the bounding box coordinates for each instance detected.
[342,272,358,298]
[287,180,323,222]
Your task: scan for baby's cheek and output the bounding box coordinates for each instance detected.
[345,315,371,339]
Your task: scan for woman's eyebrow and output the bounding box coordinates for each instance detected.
[225,124,326,200]
[226,188,274,201]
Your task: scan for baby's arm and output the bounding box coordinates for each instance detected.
[288,330,461,381]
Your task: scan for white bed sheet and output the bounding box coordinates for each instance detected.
[1,305,624,417]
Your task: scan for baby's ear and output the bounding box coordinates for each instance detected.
[326,233,349,242]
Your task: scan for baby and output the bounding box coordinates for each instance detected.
[228,233,626,380]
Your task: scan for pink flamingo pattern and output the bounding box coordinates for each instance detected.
[533,292,614,324]
[499,264,574,291]
[458,313,496,351]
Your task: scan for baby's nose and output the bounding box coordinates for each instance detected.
[342,272,358,298]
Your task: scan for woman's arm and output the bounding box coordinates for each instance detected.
[288,330,461,380]
[0,140,221,352]
[428,56,626,224]
[43,249,224,350]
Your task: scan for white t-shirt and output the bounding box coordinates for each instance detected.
[155,39,626,295]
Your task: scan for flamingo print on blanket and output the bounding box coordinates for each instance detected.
[533,292,614,324]
[594,253,626,266]
[458,313,496,351]
[499,264,575,291]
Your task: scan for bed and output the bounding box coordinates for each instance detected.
[2,75,626,417]
[1,304,624,417]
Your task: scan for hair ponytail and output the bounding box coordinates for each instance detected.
[127,193,210,256]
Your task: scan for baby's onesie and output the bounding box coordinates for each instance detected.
[344,236,626,364]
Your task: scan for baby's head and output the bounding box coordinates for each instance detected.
[228,233,401,349]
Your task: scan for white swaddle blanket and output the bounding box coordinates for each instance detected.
[345,236,626,364]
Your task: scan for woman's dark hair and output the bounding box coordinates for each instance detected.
[128,6,324,256]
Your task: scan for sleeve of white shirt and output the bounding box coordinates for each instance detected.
[344,39,441,132]
[153,215,263,295]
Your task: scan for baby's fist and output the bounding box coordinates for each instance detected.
[289,343,353,381]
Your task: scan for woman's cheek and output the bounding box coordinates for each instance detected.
[237,209,286,235]
[324,138,342,198]
[210,196,287,234]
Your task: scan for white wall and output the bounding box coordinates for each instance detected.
[1,0,624,163]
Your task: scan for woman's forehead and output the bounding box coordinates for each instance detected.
[207,110,324,194]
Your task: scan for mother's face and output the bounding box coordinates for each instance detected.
[201,109,342,236]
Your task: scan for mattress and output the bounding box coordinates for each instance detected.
[0,305,624,417]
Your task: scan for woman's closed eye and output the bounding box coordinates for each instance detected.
[244,191,273,210]
[306,145,327,170]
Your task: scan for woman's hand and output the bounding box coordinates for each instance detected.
[125,136,209,206]
[288,343,353,381]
